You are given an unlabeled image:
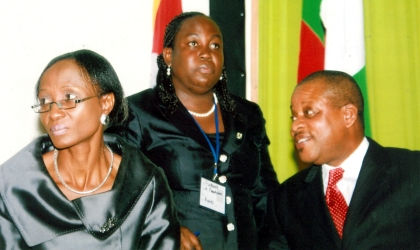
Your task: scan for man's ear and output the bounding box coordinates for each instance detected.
[163,47,172,66]
[101,93,115,116]
[342,104,358,128]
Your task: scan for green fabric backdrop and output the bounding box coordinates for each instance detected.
[259,1,420,182]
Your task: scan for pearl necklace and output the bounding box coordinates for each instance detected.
[54,145,114,195]
[188,93,218,118]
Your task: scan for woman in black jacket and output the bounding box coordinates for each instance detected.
[109,12,280,250]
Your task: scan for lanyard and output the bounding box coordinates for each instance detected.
[191,101,220,181]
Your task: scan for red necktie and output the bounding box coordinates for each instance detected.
[325,167,348,238]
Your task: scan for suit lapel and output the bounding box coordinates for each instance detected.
[342,139,391,242]
[71,137,156,240]
[218,108,246,173]
[157,94,212,152]
[304,166,342,246]
[157,92,245,167]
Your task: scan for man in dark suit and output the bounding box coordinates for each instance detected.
[275,70,420,249]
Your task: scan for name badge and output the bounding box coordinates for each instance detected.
[199,177,226,214]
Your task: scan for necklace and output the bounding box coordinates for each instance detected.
[54,145,114,195]
[188,93,218,118]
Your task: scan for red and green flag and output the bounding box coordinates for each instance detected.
[297,0,324,83]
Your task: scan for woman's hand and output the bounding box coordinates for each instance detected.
[180,226,203,250]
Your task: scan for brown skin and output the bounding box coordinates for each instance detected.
[163,15,224,134]
[39,59,121,201]
[290,79,364,167]
[180,227,202,250]
[163,15,229,250]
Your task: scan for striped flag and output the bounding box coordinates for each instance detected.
[298,0,371,136]
[150,0,182,87]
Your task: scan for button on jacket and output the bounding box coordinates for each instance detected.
[108,88,279,249]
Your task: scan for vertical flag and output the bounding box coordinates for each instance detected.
[150,0,182,87]
[320,0,371,136]
[297,0,324,83]
[297,0,371,136]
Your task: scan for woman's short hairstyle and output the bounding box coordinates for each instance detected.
[35,49,128,127]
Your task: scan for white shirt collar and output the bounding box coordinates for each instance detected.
[322,137,369,204]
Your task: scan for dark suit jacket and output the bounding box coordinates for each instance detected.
[108,88,279,249]
[276,138,420,249]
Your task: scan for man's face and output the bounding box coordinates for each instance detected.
[290,80,348,166]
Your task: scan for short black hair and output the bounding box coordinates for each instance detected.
[299,70,365,128]
[35,49,128,126]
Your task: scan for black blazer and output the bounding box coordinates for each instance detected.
[275,138,420,249]
[108,88,280,249]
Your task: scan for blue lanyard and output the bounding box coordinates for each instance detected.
[191,101,220,181]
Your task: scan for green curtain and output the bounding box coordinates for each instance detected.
[259,1,420,182]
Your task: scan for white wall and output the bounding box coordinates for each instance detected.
[0,1,155,164]
[0,0,252,164]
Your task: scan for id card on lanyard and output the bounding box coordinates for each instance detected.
[191,94,226,214]
[200,177,226,214]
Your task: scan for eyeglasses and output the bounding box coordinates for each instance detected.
[31,95,98,113]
